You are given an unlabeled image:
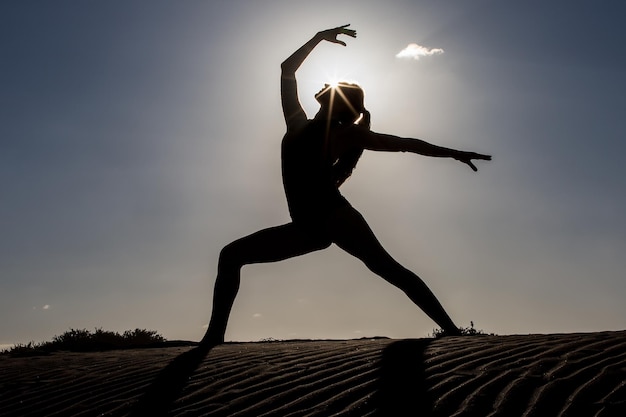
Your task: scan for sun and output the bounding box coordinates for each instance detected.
[327,79,340,89]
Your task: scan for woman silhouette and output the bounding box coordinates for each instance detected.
[201,25,491,345]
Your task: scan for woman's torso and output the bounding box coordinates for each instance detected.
[281,119,348,224]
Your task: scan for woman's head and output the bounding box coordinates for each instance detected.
[315,82,369,187]
[315,81,365,123]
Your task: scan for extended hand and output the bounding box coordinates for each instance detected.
[455,151,492,172]
[318,24,357,46]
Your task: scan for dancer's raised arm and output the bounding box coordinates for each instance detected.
[281,25,356,130]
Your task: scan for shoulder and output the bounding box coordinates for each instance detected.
[285,118,313,134]
[332,124,373,145]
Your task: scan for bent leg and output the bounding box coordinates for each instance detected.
[329,206,460,335]
[202,223,331,345]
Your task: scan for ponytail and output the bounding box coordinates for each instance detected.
[332,109,369,187]
[357,109,371,129]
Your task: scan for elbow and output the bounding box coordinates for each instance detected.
[281,61,292,72]
[281,64,296,80]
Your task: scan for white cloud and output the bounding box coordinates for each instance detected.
[42,304,50,310]
[396,43,444,60]
[253,313,262,318]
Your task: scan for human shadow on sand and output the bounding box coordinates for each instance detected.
[374,339,433,416]
[131,338,432,416]
[131,344,213,416]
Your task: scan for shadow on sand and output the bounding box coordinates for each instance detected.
[131,344,213,416]
[131,339,432,416]
[374,339,433,416]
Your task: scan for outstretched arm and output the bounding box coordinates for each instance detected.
[345,128,491,171]
[281,25,357,130]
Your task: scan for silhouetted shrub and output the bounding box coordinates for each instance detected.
[2,328,166,356]
[431,321,496,338]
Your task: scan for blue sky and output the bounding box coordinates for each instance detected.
[2,0,625,346]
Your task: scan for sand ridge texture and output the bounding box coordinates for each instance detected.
[1,331,625,416]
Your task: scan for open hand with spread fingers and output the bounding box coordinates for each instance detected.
[317,24,357,46]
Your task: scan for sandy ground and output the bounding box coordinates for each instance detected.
[1,331,625,416]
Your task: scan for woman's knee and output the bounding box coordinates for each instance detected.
[366,257,413,285]
[218,240,245,271]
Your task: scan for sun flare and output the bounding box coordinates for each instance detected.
[328,80,340,89]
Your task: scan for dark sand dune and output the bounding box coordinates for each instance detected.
[1,331,625,416]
